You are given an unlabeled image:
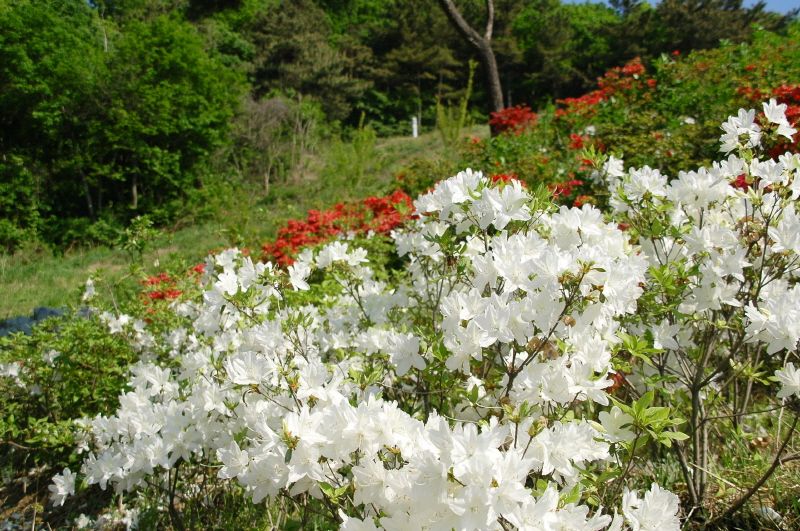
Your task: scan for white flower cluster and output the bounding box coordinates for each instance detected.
[603,101,800,397]
[720,99,797,154]
[53,100,800,528]
[48,165,683,530]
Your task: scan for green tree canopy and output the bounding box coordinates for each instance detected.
[0,0,243,249]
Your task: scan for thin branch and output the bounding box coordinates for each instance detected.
[779,451,800,464]
[715,414,799,523]
[4,440,34,451]
[437,0,483,48]
[697,404,785,428]
[484,0,494,40]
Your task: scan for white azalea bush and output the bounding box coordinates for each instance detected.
[47,101,800,529]
[595,98,800,515]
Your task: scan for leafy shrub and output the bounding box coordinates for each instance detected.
[0,261,204,473]
[0,160,42,252]
[455,24,800,214]
[0,316,138,470]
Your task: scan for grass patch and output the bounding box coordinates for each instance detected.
[0,126,490,319]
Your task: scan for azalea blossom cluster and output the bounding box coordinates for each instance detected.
[556,58,653,121]
[260,190,412,266]
[600,99,799,362]
[592,100,800,505]
[737,83,800,156]
[48,176,679,529]
[488,104,538,135]
[46,101,800,529]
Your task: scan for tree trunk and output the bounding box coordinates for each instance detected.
[131,173,138,210]
[78,166,95,221]
[417,70,423,129]
[477,39,504,118]
[70,140,95,221]
[436,0,504,135]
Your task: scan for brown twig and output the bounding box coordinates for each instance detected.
[714,414,799,523]
[4,440,34,451]
[779,451,800,464]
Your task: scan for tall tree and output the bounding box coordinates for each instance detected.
[248,0,370,121]
[647,0,790,55]
[0,1,243,248]
[436,0,504,131]
[104,16,243,211]
[384,43,460,128]
[0,0,109,228]
[513,0,619,102]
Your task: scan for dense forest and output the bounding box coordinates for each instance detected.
[0,0,794,251]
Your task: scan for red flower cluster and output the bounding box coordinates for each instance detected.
[146,289,182,301]
[467,136,485,152]
[731,173,751,190]
[556,58,655,120]
[548,179,583,199]
[260,191,413,266]
[573,195,594,207]
[141,272,182,301]
[738,84,800,124]
[489,105,538,135]
[556,92,606,119]
[142,272,172,287]
[772,84,800,125]
[569,134,589,150]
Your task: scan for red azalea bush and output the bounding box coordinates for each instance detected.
[141,272,182,301]
[547,26,800,189]
[773,84,800,124]
[556,58,653,121]
[568,134,589,150]
[260,190,413,266]
[461,27,800,215]
[134,264,209,320]
[548,179,583,199]
[489,104,538,135]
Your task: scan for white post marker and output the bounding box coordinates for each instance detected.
[412,117,418,138]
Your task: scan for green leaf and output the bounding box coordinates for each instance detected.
[318,481,336,498]
[651,217,663,235]
[645,407,671,422]
[563,484,581,505]
[468,384,480,404]
[636,390,655,413]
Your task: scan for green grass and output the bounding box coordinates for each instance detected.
[0,126,490,319]
[0,224,219,319]
[377,123,489,175]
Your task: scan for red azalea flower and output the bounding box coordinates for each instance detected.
[489,104,538,135]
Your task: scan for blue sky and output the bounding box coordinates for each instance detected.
[563,0,797,15]
[756,0,798,14]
